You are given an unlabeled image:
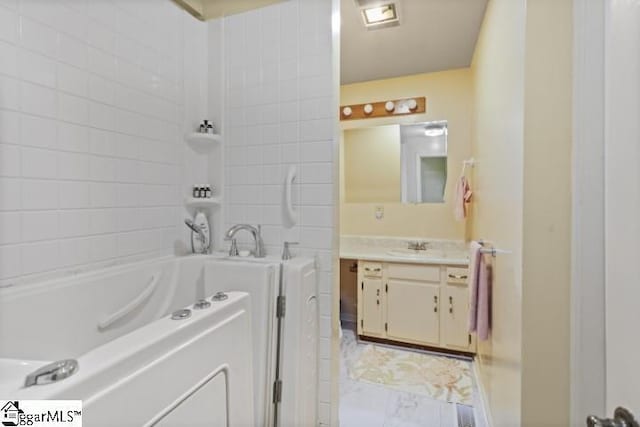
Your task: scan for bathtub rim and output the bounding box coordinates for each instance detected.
[0,291,252,401]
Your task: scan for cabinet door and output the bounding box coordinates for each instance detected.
[442,285,471,350]
[361,278,384,336]
[386,279,440,345]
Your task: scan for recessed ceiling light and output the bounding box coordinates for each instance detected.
[360,3,399,29]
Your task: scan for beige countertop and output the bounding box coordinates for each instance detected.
[340,235,470,266]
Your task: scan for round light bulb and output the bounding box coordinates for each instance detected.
[342,106,352,117]
[385,101,395,112]
[407,99,418,110]
[363,104,374,115]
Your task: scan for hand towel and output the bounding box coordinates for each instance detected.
[477,260,492,341]
[468,241,482,333]
[468,241,491,340]
[454,176,472,221]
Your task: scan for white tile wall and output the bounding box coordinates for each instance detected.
[217,0,336,423]
[0,0,208,284]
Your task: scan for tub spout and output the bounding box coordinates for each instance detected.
[224,224,265,258]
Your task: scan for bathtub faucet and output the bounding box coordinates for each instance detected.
[224,224,265,258]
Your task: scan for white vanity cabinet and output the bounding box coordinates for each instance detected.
[356,261,476,353]
[361,277,384,336]
[386,279,440,345]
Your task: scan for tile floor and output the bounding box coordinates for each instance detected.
[339,326,483,427]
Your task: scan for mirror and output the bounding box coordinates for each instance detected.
[342,120,448,204]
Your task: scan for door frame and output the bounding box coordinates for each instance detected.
[571,0,606,424]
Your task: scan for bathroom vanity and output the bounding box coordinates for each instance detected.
[341,237,476,354]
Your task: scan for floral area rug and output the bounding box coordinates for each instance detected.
[348,344,474,405]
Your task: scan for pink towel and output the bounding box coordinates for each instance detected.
[454,176,472,221]
[468,241,492,340]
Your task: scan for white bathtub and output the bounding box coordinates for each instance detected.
[0,255,255,426]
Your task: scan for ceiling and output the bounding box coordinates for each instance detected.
[341,0,488,85]
[173,0,285,20]
[201,0,284,19]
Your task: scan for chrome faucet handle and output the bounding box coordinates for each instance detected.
[282,241,299,260]
[25,359,78,387]
[228,238,239,256]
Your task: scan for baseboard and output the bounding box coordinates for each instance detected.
[359,335,475,359]
[472,359,493,427]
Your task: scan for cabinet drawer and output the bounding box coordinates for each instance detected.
[446,267,469,285]
[387,263,440,282]
[361,262,383,277]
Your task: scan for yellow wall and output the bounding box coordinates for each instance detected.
[340,68,472,240]
[343,125,401,203]
[471,0,573,426]
[470,0,525,425]
[520,0,572,425]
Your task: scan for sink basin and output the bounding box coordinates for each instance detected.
[386,248,444,258]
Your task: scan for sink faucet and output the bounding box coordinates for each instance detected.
[224,224,265,258]
[408,241,428,251]
[185,219,210,254]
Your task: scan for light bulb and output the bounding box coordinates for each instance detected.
[385,101,395,112]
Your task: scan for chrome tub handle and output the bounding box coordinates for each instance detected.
[25,359,78,387]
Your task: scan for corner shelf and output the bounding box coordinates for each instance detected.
[185,132,222,153]
[184,196,222,209]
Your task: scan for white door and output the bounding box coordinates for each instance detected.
[601,0,640,422]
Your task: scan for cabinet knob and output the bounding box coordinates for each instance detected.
[434,295,438,313]
[448,274,468,280]
[449,296,453,313]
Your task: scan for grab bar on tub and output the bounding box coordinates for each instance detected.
[98,273,161,330]
[283,165,298,228]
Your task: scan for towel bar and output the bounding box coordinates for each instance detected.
[478,240,511,257]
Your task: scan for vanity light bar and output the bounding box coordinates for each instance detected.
[339,97,426,120]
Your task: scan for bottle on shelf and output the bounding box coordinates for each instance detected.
[191,184,216,199]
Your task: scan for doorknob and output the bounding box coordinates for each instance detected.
[587,407,639,427]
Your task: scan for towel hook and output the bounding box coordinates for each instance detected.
[460,158,475,178]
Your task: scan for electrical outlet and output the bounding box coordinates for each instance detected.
[374,206,384,220]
